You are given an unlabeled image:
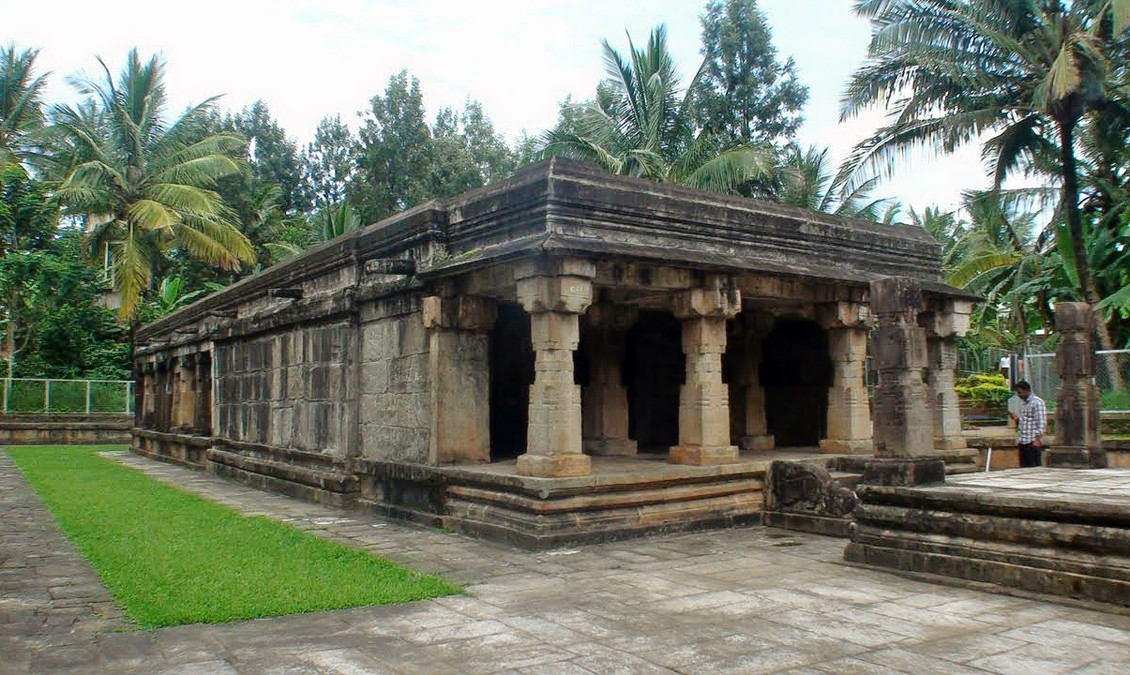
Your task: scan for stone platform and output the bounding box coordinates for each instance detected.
[433,450,820,549]
[846,467,1130,607]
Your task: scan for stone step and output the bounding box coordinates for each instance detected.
[443,474,765,549]
[828,471,861,491]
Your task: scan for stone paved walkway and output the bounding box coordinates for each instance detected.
[4,450,1130,673]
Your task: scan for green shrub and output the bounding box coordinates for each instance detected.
[955,372,1011,409]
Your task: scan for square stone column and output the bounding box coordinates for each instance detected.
[423,295,497,465]
[582,303,638,456]
[818,302,874,455]
[732,311,774,451]
[922,299,972,451]
[1046,302,1107,468]
[864,277,944,486]
[670,286,741,466]
[515,259,594,477]
[172,356,196,430]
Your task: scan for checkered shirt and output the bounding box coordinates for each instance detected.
[1016,394,1047,444]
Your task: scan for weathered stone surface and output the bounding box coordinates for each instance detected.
[517,270,593,478]
[582,304,638,456]
[763,460,859,538]
[819,316,873,455]
[0,414,132,445]
[1050,302,1106,469]
[845,468,1130,607]
[869,278,935,462]
[428,315,491,464]
[126,159,975,545]
[669,288,740,466]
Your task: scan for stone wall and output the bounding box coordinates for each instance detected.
[0,414,132,445]
[214,321,357,457]
[359,298,431,463]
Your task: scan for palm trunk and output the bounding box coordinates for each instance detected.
[1058,120,1123,391]
[1057,121,1092,302]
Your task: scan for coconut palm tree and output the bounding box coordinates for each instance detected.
[776,144,896,219]
[543,26,773,193]
[50,49,255,318]
[842,0,1130,305]
[0,44,48,169]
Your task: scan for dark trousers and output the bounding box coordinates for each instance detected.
[1018,443,1042,468]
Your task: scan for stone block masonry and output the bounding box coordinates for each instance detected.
[360,308,431,464]
[216,322,357,457]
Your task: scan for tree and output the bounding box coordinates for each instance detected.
[543,25,773,193]
[50,49,255,318]
[222,101,309,215]
[776,144,895,219]
[842,0,1130,305]
[0,44,47,169]
[431,99,517,197]
[352,71,435,223]
[304,114,354,212]
[0,165,55,377]
[690,0,808,147]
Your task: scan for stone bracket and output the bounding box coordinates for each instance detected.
[422,295,498,332]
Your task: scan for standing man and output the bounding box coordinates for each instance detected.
[1009,380,1047,468]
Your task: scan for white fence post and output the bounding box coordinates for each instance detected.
[44,380,51,413]
[85,381,93,414]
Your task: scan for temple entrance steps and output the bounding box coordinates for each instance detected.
[437,453,765,549]
[760,450,980,538]
[845,468,1130,608]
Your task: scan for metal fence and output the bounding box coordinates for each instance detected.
[0,379,133,414]
[957,346,1014,380]
[1025,349,1130,413]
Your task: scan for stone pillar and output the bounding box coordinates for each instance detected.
[582,303,638,456]
[732,312,774,451]
[670,285,741,466]
[423,295,497,465]
[922,300,972,451]
[174,355,197,430]
[818,302,874,455]
[515,260,594,477]
[863,277,944,486]
[1046,302,1107,468]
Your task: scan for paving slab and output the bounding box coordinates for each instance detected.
[4,448,1130,673]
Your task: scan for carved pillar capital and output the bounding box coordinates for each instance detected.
[672,286,740,320]
[817,301,874,331]
[515,258,595,315]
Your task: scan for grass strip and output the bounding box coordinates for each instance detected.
[6,445,459,628]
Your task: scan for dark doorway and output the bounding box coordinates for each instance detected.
[489,303,534,461]
[625,311,684,451]
[761,318,832,446]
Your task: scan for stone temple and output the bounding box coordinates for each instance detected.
[132,158,975,548]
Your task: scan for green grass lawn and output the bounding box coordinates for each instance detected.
[6,445,459,628]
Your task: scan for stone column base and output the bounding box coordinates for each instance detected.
[739,434,775,452]
[860,457,946,486]
[669,445,740,466]
[819,439,874,455]
[583,438,638,456]
[1044,446,1107,469]
[516,453,592,477]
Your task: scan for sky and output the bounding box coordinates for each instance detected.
[4,0,992,214]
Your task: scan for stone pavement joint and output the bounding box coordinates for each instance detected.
[3,448,1130,674]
